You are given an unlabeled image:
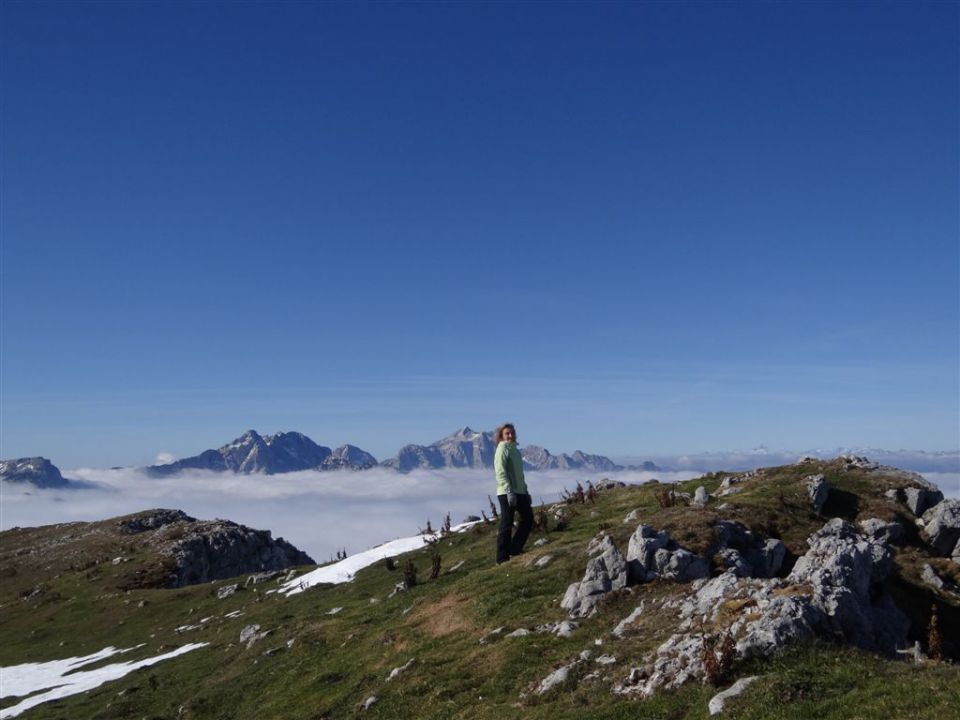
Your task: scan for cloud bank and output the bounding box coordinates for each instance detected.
[2,457,956,561]
[0,467,699,561]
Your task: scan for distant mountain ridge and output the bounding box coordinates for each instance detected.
[381,426,657,474]
[144,430,377,476]
[144,426,657,476]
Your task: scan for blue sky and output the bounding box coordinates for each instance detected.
[2,1,957,467]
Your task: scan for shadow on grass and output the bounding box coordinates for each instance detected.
[821,489,859,520]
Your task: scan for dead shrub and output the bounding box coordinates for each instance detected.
[928,603,943,661]
[701,630,737,686]
[430,554,442,580]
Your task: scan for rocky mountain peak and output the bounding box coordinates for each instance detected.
[0,456,72,488]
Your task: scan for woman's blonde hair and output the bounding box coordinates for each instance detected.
[494,423,517,443]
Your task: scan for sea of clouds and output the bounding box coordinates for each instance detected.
[2,452,956,561]
[0,467,700,561]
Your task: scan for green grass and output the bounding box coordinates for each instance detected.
[2,460,958,719]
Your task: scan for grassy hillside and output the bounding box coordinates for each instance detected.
[2,458,959,719]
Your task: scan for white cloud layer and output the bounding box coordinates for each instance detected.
[2,461,955,561]
[0,467,699,561]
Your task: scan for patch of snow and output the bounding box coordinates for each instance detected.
[279,521,480,596]
[0,643,207,718]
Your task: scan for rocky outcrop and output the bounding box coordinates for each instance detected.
[615,518,907,697]
[561,525,712,619]
[627,525,709,584]
[118,509,194,534]
[0,457,72,488]
[713,520,785,578]
[153,517,315,587]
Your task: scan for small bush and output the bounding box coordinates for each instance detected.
[534,504,549,532]
[657,488,675,509]
[383,557,397,572]
[403,560,418,589]
[430,554,442,580]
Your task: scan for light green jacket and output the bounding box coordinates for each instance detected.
[494,441,528,495]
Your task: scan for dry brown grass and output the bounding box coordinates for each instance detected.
[405,593,478,638]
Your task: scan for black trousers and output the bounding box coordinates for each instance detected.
[496,493,533,563]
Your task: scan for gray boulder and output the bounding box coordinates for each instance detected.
[920,499,960,557]
[626,525,709,583]
[714,520,785,578]
[787,519,907,653]
[693,486,709,506]
[746,539,786,579]
[858,518,904,544]
[709,676,760,716]
[805,474,830,513]
[560,535,629,618]
[904,487,944,517]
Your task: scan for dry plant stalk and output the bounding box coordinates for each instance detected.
[928,603,943,661]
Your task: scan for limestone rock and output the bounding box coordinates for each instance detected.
[693,486,709,506]
[858,518,904,544]
[217,583,239,599]
[708,676,759,715]
[534,554,553,569]
[386,658,415,681]
[617,518,907,698]
[921,499,960,557]
[561,535,628,618]
[805,474,830,513]
[904,487,944,517]
[612,602,645,639]
[626,525,708,583]
[535,664,574,695]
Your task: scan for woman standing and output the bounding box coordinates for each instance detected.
[493,423,533,564]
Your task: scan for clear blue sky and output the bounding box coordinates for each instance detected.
[2,1,957,467]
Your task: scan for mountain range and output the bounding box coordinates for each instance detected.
[141,426,652,477]
[0,427,655,487]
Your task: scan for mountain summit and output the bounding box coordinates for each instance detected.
[145,431,377,476]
